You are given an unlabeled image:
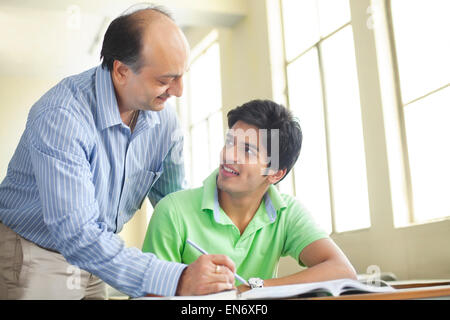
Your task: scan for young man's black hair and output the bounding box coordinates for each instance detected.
[227,99,302,183]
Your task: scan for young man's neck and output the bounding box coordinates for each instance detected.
[218,187,269,235]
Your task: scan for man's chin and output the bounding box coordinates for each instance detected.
[217,176,238,193]
[144,102,166,112]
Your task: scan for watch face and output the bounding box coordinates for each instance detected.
[249,277,264,288]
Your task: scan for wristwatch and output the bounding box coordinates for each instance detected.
[248,277,264,289]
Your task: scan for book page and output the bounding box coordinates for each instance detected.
[240,282,333,299]
[133,289,238,300]
[240,278,396,299]
[169,289,238,300]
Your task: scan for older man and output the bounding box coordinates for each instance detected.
[0,5,235,299]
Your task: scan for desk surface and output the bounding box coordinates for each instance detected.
[304,281,450,300]
[387,279,450,289]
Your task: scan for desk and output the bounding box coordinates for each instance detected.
[304,280,450,300]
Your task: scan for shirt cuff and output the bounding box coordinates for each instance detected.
[143,257,187,297]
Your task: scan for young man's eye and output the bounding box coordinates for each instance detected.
[245,146,256,156]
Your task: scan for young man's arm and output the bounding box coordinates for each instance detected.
[263,238,357,287]
[239,198,356,291]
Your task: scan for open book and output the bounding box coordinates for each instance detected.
[137,278,395,300]
[239,278,395,299]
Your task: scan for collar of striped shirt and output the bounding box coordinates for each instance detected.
[94,66,161,132]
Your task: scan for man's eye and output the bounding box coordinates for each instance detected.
[245,146,256,155]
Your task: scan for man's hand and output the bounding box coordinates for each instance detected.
[175,254,236,296]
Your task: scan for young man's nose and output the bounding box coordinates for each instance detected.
[222,145,245,165]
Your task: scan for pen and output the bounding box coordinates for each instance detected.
[186,238,249,286]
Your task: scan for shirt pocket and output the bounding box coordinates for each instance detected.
[122,169,162,213]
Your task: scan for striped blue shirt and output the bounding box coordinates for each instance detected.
[0,65,188,297]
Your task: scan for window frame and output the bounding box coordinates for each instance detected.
[181,36,224,188]
[279,0,371,234]
[386,0,450,224]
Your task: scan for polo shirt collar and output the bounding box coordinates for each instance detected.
[94,65,161,131]
[201,169,287,226]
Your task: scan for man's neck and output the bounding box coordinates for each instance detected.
[110,71,137,129]
[218,187,268,235]
[121,109,135,125]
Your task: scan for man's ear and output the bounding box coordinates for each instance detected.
[266,168,287,185]
[112,60,130,86]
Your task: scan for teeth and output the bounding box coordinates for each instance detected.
[223,166,238,175]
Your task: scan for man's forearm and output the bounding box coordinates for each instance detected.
[263,258,357,287]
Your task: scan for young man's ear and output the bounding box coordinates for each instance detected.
[266,168,287,185]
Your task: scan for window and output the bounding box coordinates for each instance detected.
[179,32,224,188]
[389,0,450,223]
[280,0,371,233]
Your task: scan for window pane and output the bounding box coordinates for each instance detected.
[317,0,351,36]
[281,0,320,61]
[191,121,210,188]
[321,26,371,232]
[183,130,192,188]
[208,111,224,172]
[189,42,222,124]
[287,48,332,234]
[390,0,450,103]
[278,170,295,196]
[176,95,192,186]
[404,87,450,222]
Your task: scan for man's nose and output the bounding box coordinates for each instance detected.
[168,77,183,97]
[221,145,239,165]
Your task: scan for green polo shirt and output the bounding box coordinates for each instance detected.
[142,169,329,285]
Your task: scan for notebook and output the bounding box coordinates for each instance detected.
[135,278,396,300]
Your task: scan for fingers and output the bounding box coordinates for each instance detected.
[209,263,235,285]
[176,254,237,296]
[199,281,234,294]
[209,254,236,274]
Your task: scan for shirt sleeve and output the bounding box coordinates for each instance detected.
[27,107,186,298]
[147,116,187,208]
[282,198,330,267]
[142,194,185,262]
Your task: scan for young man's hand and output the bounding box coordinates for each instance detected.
[175,254,236,296]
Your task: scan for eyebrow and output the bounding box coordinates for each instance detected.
[159,74,179,79]
[160,67,190,79]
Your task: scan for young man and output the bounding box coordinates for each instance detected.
[0,5,235,299]
[142,99,357,292]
